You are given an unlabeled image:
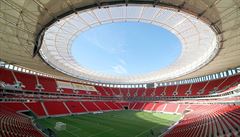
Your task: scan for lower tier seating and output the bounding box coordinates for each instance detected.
[65,101,87,113]
[164,104,240,137]
[43,101,70,115]
[0,101,239,137]
[24,102,46,117]
[105,102,122,110]
[0,109,43,137]
[81,101,100,112]
[94,101,111,111]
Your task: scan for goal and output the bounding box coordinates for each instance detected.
[54,122,66,131]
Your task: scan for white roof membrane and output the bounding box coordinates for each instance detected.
[40,5,219,84]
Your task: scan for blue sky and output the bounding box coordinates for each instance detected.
[71,22,181,76]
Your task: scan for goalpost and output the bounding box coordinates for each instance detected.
[55,122,66,131]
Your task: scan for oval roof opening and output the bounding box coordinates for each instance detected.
[71,22,182,76]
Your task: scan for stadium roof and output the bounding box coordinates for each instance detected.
[40,5,219,83]
[0,0,240,84]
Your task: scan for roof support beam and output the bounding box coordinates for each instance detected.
[177,1,185,11]
[65,0,77,14]
[96,0,101,9]
[198,0,222,19]
[153,0,160,7]
[125,0,128,6]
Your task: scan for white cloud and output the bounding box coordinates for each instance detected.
[119,58,127,65]
[112,64,127,74]
[83,31,127,54]
[84,34,106,50]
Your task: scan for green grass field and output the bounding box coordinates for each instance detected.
[36,111,181,137]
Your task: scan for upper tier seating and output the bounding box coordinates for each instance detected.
[136,88,145,97]
[218,75,240,91]
[165,86,177,96]
[94,86,108,96]
[1,68,239,97]
[0,68,15,85]
[190,81,208,95]
[61,88,74,94]
[38,76,57,92]
[155,87,165,96]
[14,71,38,91]
[120,88,129,97]
[203,78,225,94]
[102,87,114,96]
[146,88,155,97]
[128,88,138,97]
[176,84,191,96]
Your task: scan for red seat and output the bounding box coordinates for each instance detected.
[43,101,69,115]
[0,68,15,84]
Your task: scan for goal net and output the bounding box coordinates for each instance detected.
[55,122,66,131]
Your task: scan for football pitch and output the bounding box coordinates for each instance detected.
[36,111,181,137]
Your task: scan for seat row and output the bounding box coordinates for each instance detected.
[0,108,43,137]
[163,105,240,137]
[0,101,123,117]
[1,68,239,97]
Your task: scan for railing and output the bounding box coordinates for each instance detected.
[1,84,239,104]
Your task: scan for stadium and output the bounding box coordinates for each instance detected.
[0,0,240,137]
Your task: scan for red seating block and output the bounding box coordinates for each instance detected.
[81,101,100,112]
[25,102,46,116]
[164,103,178,113]
[65,101,87,113]
[132,102,145,110]
[38,76,57,92]
[143,103,154,111]
[0,102,28,112]
[105,102,121,110]
[0,68,15,84]
[94,102,111,111]
[43,101,69,115]
[152,103,165,112]
[14,71,37,91]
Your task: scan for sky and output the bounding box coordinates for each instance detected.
[71,22,181,76]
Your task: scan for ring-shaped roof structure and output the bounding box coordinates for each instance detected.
[39,5,219,84]
[0,0,239,85]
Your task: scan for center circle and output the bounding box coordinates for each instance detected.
[71,22,182,76]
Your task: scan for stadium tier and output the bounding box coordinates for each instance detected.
[164,105,240,137]
[1,0,240,137]
[1,68,240,136]
[1,68,239,97]
[1,101,240,136]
